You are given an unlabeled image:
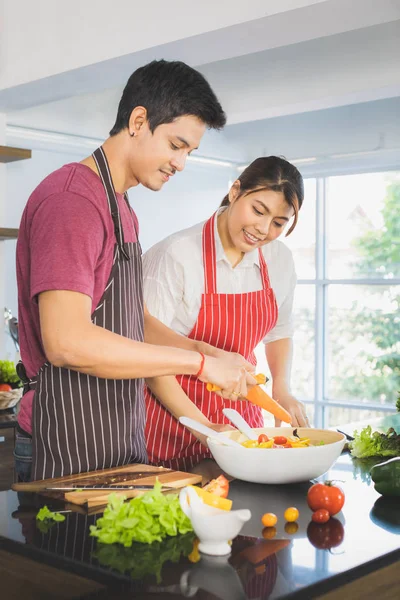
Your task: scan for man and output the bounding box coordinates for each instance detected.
[15,59,255,481]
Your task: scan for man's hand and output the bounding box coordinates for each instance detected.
[199,355,256,401]
[210,347,255,374]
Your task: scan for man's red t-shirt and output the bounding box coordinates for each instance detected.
[16,162,139,434]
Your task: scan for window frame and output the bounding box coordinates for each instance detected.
[297,169,400,428]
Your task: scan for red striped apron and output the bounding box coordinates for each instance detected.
[145,212,278,470]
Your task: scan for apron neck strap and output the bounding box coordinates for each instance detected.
[202,211,272,294]
[92,146,130,260]
[202,213,218,294]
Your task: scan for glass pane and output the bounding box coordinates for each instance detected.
[326,171,400,279]
[255,284,316,404]
[292,285,315,400]
[324,405,392,429]
[283,178,316,279]
[327,284,400,407]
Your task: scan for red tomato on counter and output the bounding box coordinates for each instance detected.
[257,434,269,443]
[307,482,345,516]
[203,475,230,498]
[312,509,330,523]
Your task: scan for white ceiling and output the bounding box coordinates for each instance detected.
[3,2,400,166]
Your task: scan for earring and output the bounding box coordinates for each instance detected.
[130,131,135,137]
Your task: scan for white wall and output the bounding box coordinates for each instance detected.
[134,162,233,252]
[0,113,6,353]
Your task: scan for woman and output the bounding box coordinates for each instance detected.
[143,156,309,470]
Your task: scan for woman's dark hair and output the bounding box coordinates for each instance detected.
[110,59,226,135]
[220,156,304,236]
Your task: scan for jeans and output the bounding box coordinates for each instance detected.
[14,428,32,482]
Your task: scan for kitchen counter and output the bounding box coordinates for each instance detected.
[0,415,399,600]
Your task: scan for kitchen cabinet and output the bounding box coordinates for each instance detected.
[0,228,18,240]
[0,145,30,240]
[0,145,31,163]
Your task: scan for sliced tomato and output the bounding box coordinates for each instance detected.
[0,383,12,392]
[258,433,269,444]
[273,436,288,445]
[191,486,232,511]
[203,475,230,498]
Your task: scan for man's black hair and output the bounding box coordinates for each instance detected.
[110,59,226,135]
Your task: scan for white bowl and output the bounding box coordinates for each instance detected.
[207,427,346,484]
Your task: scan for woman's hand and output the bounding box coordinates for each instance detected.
[273,384,309,427]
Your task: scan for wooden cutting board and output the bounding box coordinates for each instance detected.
[12,463,202,508]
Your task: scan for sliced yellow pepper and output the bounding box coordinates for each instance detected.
[241,440,259,448]
[259,440,274,448]
[290,442,309,448]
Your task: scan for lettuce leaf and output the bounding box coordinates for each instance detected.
[350,425,400,459]
[36,505,66,533]
[89,480,193,547]
[36,505,66,522]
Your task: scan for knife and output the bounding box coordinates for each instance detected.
[46,484,176,491]
[336,429,355,441]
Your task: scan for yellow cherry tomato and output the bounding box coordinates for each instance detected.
[284,507,299,522]
[261,512,278,527]
[285,521,299,535]
[262,526,277,539]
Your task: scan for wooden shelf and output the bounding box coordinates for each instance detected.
[0,228,18,240]
[0,145,31,163]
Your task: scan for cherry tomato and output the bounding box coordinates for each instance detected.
[0,383,12,392]
[262,526,277,539]
[307,482,345,516]
[258,433,269,444]
[312,509,330,523]
[273,436,288,445]
[285,522,299,535]
[307,518,345,550]
[203,475,229,498]
[261,512,278,527]
[284,507,299,522]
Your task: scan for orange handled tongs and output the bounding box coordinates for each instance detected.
[206,373,291,423]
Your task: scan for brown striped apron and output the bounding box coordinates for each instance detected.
[22,146,147,480]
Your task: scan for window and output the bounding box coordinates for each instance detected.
[261,171,400,428]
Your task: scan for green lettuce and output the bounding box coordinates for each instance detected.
[36,505,66,533]
[350,425,400,459]
[89,480,193,547]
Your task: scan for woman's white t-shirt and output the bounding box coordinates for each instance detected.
[142,213,297,345]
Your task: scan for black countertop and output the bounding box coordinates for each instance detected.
[0,415,399,599]
[0,407,18,429]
